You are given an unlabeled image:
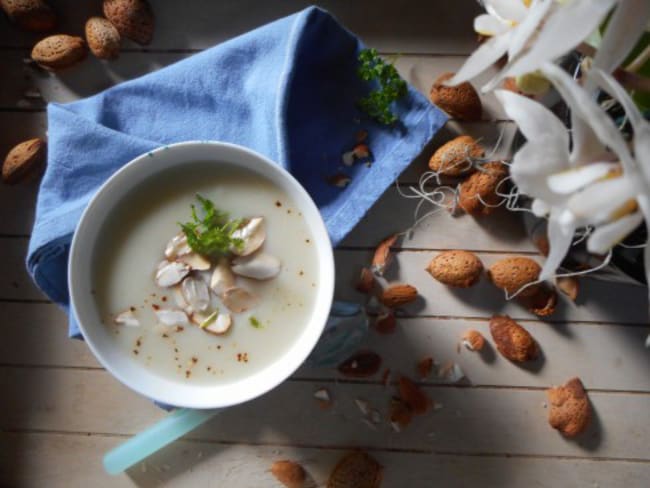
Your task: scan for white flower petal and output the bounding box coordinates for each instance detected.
[547,162,618,194]
[511,141,568,202]
[540,209,575,281]
[507,0,554,61]
[587,212,644,254]
[592,69,646,133]
[494,89,569,147]
[569,111,607,167]
[567,177,638,223]
[541,62,635,172]
[507,0,617,78]
[633,127,650,187]
[485,0,529,23]
[590,0,650,77]
[531,198,551,217]
[446,31,511,86]
[474,13,510,36]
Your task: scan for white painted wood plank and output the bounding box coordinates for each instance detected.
[0,0,483,54]
[4,432,650,488]
[0,51,508,120]
[3,303,650,392]
[2,367,650,459]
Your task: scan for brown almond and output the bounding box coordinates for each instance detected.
[85,16,121,60]
[557,276,579,301]
[461,329,485,351]
[2,138,46,184]
[380,283,418,308]
[103,0,154,46]
[0,0,55,32]
[271,460,306,488]
[547,377,592,437]
[31,34,86,71]
[429,72,482,121]
[458,161,509,216]
[428,135,484,177]
[426,250,483,288]
[338,351,381,378]
[328,451,383,488]
[374,310,396,334]
[372,233,398,275]
[489,315,538,362]
[398,376,430,414]
[488,256,541,297]
[519,285,557,317]
[416,356,433,378]
[356,267,375,294]
[389,396,412,429]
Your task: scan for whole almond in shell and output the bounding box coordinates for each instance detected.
[85,16,121,60]
[0,0,55,32]
[380,283,418,308]
[429,135,483,177]
[547,377,591,437]
[31,34,86,71]
[103,0,154,45]
[489,315,538,362]
[271,460,306,488]
[429,72,482,121]
[328,451,383,488]
[458,161,509,216]
[2,138,46,184]
[488,256,541,297]
[426,250,483,288]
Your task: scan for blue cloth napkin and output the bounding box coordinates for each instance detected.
[27,6,446,337]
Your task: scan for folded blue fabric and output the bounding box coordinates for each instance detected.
[27,6,446,337]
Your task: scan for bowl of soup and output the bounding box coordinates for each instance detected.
[69,141,335,408]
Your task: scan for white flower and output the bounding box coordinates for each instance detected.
[495,63,649,282]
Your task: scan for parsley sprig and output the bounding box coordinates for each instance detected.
[357,48,407,125]
[179,194,243,259]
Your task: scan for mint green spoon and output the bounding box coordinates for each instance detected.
[103,408,219,475]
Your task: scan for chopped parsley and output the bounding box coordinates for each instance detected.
[179,194,243,259]
[357,48,407,125]
[249,316,262,329]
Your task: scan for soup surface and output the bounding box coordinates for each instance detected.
[94,162,320,385]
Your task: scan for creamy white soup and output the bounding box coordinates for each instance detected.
[93,162,320,385]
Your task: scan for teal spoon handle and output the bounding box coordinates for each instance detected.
[103,407,219,475]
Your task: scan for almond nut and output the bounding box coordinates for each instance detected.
[398,376,430,414]
[2,137,46,184]
[547,377,591,437]
[458,161,509,216]
[428,135,483,177]
[372,233,398,275]
[389,396,412,430]
[519,285,557,317]
[429,72,482,121]
[426,250,483,288]
[416,356,433,378]
[271,460,306,488]
[356,267,375,294]
[557,276,579,301]
[85,16,121,60]
[103,0,154,46]
[0,0,55,32]
[328,451,383,488]
[338,351,382,378]
[489,315,538,362]
[488,256,541,297]
[374,310,396,334]
[31,34,86,71]
[461,329,485,351]
[380,283,418,308]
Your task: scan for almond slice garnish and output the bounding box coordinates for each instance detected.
[210,257,236,296]
[155,260,190,287]
[180,276,210,312]
[221,286,258,313]
[230,217,265,256]
[114,309,140,327]
[154,308,190,326]
[231,252,281,280]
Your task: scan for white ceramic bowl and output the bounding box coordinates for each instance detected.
[69,141,335,409]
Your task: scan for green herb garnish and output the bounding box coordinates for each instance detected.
[357,48,407,125]
[199,310,219,329]
[249,316,262,329]
[179,194,243,259]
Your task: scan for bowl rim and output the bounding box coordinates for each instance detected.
[68,141,335,408]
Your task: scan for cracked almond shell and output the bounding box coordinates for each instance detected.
[328,451,383,488]
[429,72,482,121]
[547,377,591,437]
[489,315,538,362]
[428,135,484,177]
[488,256,541,297]
[426,250,483,288]
[458,161,509,216]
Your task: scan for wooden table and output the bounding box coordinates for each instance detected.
[2,1,650,486]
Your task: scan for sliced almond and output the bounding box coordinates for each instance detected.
[210,258,236,295]
[231,217,265,256]
[203,313,232,335]
[114,310,140,327]
[164,232,191,259]
[155,260,190,288]
[222,286,258,313]
[313,388,331,402]
[177,252,211,271]
[154,308,189,326]
[372,234,398,275]
[173,285,193,314]
[181,276,210,312]
[231,252,281,280]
